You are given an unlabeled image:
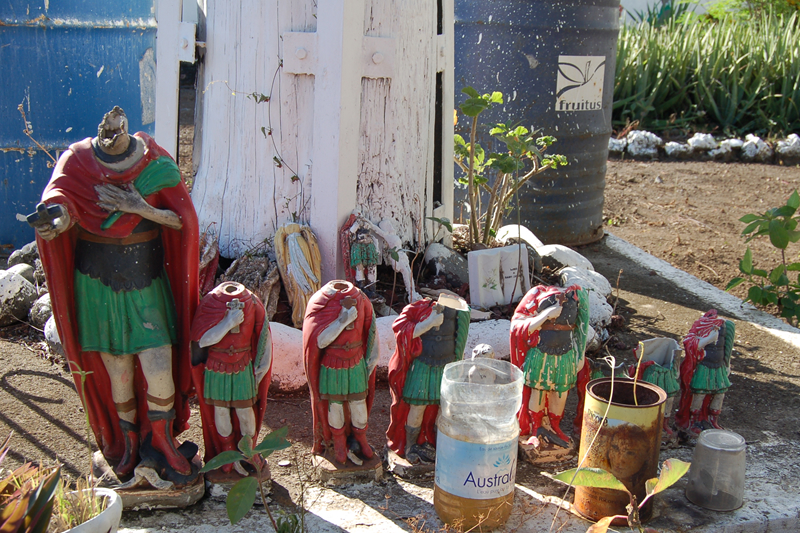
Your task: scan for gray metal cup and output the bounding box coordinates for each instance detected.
[685,429,746,511]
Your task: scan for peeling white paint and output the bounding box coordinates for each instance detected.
[96,65,104,78]
[138,48,156,126]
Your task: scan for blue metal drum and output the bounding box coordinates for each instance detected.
[0,1,156,251]
[455,0,620,245]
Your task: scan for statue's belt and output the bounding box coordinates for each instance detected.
[209,346,250,355]
[77,227,160,245]
[327,340,363,351]
[207,348,251,373]
[540,322,577,331]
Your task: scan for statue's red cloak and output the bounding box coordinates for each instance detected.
[676,310,724,428]
[190,286,271,460]
[386,299,441,457]
[302,283,376,455]
[510,285,583,436]
[36,133,199,462]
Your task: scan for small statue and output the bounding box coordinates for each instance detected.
[303,281,379,466]
[510,285,589,455]
[676,310,735,435]
[274,222,322,328]
[630,338,682,438]
[191,282,272,479]
[340,214,422,303]
[386,295,470,465]
[29,107,201,492]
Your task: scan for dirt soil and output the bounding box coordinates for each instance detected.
[603,159,800,310]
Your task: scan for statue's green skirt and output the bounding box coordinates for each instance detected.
[205,362,257,408]
[523,348,578,393]
[402,359,445,405]
[350,242,379,266]
[642,363,680,397]
[74,270,177,355]
[689,364,731,395]
[319,358,369,401]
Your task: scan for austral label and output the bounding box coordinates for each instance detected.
[434,432,517,500]
[555,55,606,112]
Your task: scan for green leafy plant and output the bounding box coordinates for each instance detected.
[726,190,800,327]
[626,0,694,27]
[547,459,691,533]
[454,87,567,248]
[0,433,61,533]
[200,427,291,528]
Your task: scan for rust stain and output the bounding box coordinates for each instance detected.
[574,411,662,523]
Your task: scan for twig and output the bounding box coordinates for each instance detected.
[612,269,623,315]
[697,261,719,278]
[18,104,58,165]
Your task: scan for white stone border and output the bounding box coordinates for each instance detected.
[605,232,800,349]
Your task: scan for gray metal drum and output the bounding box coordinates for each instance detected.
[0,2,156,250]
[455,0,620,245]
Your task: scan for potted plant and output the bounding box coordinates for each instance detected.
[0,432,60,533]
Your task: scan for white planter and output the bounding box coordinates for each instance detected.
[64,488,122,533]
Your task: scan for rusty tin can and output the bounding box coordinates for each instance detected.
[574,378,667,523]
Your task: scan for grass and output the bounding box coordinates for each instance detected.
[614,10,800,137]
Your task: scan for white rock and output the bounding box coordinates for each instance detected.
[29,293,52,330]
[45,315,63,356]
[270,315,514,392]
[709,138,743,161]
[7,263,35,284]
[741,134,773,162]
[537,244,594,271]
[559,267,612,298]
[269,322,305,391]
[687,133,717,151]
[423,243,469,284]
[495,225,544,250]
[608,137,627,154]
[7,241,38,268]
[0,271,38,326]
[587,291,613,329]
[664,142,691,158]
[776,134,800,160]
[626,131,663,159]
[586,325,602,352]
[723,138,744,149]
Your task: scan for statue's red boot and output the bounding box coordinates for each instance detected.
[352,426,374,459]
[148,410,192,475]
[116,420,139,478]
[548,414,571,444]
[330,426,348,465]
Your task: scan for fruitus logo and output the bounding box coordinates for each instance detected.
[555,55,605,112]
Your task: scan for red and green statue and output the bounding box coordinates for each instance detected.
[30,107,200,487]
[191,282,272,480]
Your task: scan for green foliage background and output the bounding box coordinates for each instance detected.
[614,4,800,136]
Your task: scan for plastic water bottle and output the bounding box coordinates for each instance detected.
[434,359,523,530]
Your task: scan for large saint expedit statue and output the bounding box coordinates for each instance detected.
[676,309,735,435]
[510,285,589,463]
[303,281,381,480]
[29,107,201,499]
[386,294,470,471]
[191,282,272,481]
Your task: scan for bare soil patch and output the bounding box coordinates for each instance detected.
[603,159,800,312]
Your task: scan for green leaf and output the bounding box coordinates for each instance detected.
[739,213,760,223]
[741,220,761,235]
[725,277,745,291]
[787,190,800,210]
[254,426,292,455]
[460,97,489,117]
[770,265,787,285]
[461,86,479,98]
[238,436,255,458]
[773,206,795,218]
[752,268,769,278]
[645,459,691,498]
[739,248,753,274]
[487,91,503,104]
[200,450,246,472]
[769,219,790,249]
[747,285,763,303]
[427,216,453,233]
[787,262,800,272]
[547,467,630,494]
[227,477,258,525]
